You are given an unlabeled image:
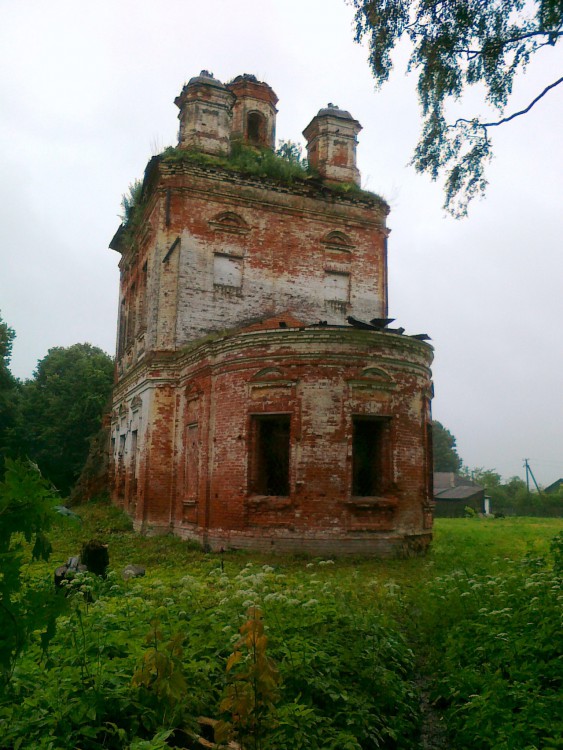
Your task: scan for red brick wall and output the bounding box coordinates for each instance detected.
[114,162,390,377]
[109,157,434,557]
[111,325,433,556]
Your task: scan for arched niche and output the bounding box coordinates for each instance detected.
[246,111,267,146]
[321,231,355,251]
[250,367,286,382]
[360,366,393,382]
[209,211,250,235]
[322,231,354,270]
[347,366,396,393]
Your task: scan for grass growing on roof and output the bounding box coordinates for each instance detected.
[161,141,386,204]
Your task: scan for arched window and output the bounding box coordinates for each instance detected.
[247,111,266,145]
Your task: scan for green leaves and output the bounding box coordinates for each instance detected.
[216,606,281,747]
[16,343,113,495]
[0,311,19,463]
[132,622,187,705]
[120,180,144,225]
[432,420,463,472]
[352,0,563,215]
[425,554,563,747]
[0,459,59,685]
[159,142,386,207]
[2,506,562,749]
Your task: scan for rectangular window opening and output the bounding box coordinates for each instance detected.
[127,283,137,347]
[251,415,290,496]
[118,299,126,357]
[131,430,138,478]
[352,417,389,496]
[185,423,199,501]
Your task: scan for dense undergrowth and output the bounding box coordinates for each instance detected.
[1,496,562,749]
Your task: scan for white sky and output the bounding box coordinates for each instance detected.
[1,0,562,484]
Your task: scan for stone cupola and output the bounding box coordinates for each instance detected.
[303,104,362,186]
[174,70,235,156]
[226,74,278,149]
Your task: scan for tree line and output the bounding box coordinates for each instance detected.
[433,419,563,515]
[0,311,114,497]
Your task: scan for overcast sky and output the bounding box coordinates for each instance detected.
[1,0,562,484]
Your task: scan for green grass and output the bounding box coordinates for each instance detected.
[6,505,563,750]
[44,500,563,579]
[160,142,386,206]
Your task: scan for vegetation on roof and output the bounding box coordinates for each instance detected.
[117,179,146,250]
[119,179,143,225]
[160,140,386,205]
[116,141,386,251]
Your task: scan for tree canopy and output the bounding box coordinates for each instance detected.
[0,312,19,465]
[17,344,114,495]
[352,0,563,216]
[0,458,60,684]
[0,313,16,388]
[433,420,463,472]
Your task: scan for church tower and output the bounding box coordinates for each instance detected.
[108,72,434,557]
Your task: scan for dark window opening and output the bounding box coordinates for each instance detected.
[352,417,388,496]
[251,415,290,496]
[247,112,266,146]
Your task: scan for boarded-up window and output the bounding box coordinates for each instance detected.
[118,299,126,357]
[127,283,136,347]
[250,415,290,496]
[130,430,138,479]
[214,254,242,288]
[117,434,126,498]
[138,262,148,332]
[324,271,349,302]
[185,423,199,500]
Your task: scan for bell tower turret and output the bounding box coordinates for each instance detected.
[174,70,235,156]
[303,104,362,186]
[226,75,278,149]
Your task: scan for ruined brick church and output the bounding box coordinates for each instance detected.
[109,71,434,556]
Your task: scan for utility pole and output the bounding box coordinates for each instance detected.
[523,458,543,496]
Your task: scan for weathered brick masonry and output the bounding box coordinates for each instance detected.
[109,71,434,556]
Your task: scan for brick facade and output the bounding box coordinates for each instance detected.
[109,72,434,556]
